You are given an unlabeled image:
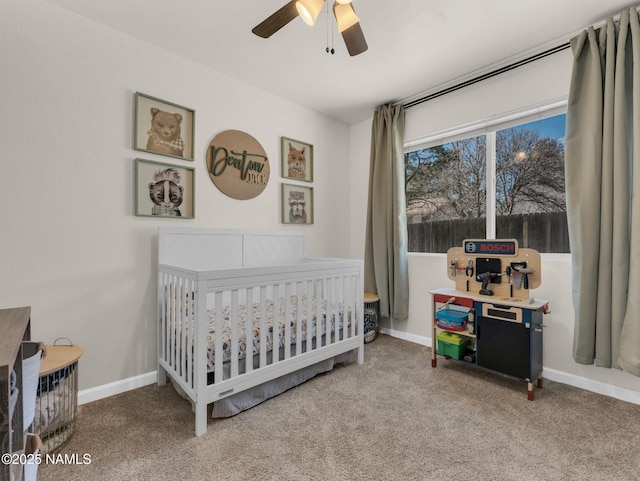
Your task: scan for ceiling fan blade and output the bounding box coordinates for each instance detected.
[333,2,368,56]
[252,1,299,38]
[341,21,368,56]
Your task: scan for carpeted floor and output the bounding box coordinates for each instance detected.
[37,334,640,481]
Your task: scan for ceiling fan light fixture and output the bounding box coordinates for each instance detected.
[333,2,359,33]
[296,0,324,26]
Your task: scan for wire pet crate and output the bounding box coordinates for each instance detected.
[32,340,83,454]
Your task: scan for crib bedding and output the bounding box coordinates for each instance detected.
[203,295,350,369]
[211,351,354,417]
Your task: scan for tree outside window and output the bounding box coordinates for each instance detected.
[406,114,568,253]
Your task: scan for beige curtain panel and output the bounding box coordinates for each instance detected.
[566,7,640,376]
[364,103,409,321]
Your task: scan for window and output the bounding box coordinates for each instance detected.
[406,112,568,253]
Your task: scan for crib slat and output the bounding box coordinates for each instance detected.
[327,276,338,344]
[318,279,325,348]
[166,278,172,367]
[337,276,342,342]
[180,279,187,380]
[230,290,239,378]
[185,279,190,379]
[273,283,284,363]
[259,286,267,369]
[306,280,312,353]
[326,277,333,346]
[296,282,303,356]
[245,288,254,374]
[215,291,224,384]
[186,279,194,386]
[284,283,291,360]
[169,279,176,370]
[170,276,176,370]
[347,275,353,338]
[159,273,167,364]
[338,276,343,340]
[344,275,350,339]
[174,278,181,371]
[336,275,343,340]
[314,279,320,349]
[351,274,358,338]
[336,277,350,339]
[175,278,181,370]
[170,276,176,366]
[183,279,189,383]
[185,278,191,376]
[351,275,355,337]
[312,279,327,347]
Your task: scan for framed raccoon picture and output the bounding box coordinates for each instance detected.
[281,183,313,225]
[134,92,195,161]
[281,137,313,183]
[135,158,195,219]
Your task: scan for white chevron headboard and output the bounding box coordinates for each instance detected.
[158,227,307,270]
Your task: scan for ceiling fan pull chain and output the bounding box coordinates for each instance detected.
[325,4,329,53]
[324,1,334,54]
[331,4,335,54]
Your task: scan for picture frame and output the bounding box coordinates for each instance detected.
[281,183,314,224]
[281,136,313,182]
[135,158,195,219]
[134,92,195,161]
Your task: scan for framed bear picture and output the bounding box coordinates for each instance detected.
[281,136,313,183]
[281,183,313,225]
[134,92,195,161]
[135,158,195,219]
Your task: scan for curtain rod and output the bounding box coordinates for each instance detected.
[403,42,570,110]
[403,5,640,110]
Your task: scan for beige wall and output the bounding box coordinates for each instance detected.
[3,0,637,405]
[349,51,640,403]
[1,0,352,394]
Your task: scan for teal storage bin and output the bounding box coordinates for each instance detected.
[435,308,468,330]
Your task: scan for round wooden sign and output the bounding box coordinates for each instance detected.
[206,130,270,200]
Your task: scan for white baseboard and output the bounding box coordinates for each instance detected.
[379,327,432,347]
[78,334,639,407]
[380,329,639,406]
[542,368,640,405]
[78,371,156,405]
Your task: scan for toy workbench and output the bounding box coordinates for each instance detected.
[431,239,549,400]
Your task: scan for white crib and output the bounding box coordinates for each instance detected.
[157,227,364,436]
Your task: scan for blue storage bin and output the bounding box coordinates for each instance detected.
[435,308,468,330]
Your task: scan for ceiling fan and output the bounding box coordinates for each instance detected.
[252,0,368,57]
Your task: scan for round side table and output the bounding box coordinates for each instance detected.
[35,343,83,454]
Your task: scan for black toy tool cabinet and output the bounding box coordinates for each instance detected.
[431,289,547,400]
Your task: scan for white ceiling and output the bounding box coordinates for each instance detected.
[45,0,637,125]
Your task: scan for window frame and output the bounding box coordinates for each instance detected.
[404,98,567,242]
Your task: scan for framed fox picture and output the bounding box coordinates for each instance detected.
[281,137,313,183]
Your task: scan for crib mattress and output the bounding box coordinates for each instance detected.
[204,295,349,367]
